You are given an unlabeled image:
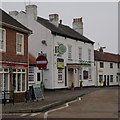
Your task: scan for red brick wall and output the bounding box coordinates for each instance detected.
[1,26,28,63]
[14,92,26,102]
[0,26,29,102]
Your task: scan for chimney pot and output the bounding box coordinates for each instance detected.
[60,19,62,24]
[99,47,103,52]
[26,5,37,20]
[72,17,83,35]
[49,14,59,27]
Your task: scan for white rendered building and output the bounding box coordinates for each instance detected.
[9,5,95,89]
[94,48,119,86]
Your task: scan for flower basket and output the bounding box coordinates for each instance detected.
[70,82,74,91]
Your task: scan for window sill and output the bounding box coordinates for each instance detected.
[58,81,63,83]
[13,91,26,93]
[16,52,24,56]
[29,81,35,83]
[0,50,6,53]
[68,58,73,61]
[88,79,92,81]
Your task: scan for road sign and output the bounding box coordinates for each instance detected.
[36,55,48,69]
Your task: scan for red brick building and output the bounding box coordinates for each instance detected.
[0,9,32,102]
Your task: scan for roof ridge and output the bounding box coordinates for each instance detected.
[0,8,32,33]
[37,16,94,44]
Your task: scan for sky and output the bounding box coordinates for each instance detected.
[1,1,118,54]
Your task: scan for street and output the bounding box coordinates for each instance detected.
[46,87,118,119]
[1,87,119,120]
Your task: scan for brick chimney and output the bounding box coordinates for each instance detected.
[72,17,83,35]
[99,47,103,52]
[49,14,59,27]
[26,5,37,20]
[9,11,18,18]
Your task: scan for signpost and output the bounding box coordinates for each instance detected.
[36,52,48,100]
[36,55,48,69]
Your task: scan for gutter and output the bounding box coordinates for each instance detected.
[0,22,32,35]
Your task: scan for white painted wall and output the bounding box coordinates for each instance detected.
[53,35,95,88]
[9,6,95,89]
[95,61,119,86]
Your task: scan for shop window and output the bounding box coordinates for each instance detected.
[116,76,118,82]
[16,33,24,55]
[100,62,104,68]
[0,73,3,90]
[88,68,92,79]
[88,49,91,61]
[78,47,82,60]
[99,75,103,82]
[79,68,82,80]
[17,73,21,91]
[68,45,72,60]
[110,63,113,68]
[22,74,25,91]
[13,74,16,91]
[29,67,34,82]
[118,63,120,69]
[110,75,113,82]
[83,70,88,79]
[37,73,40,81]
[58,69,63,82]
[0,28,6,52]
[0,68,9,91]
[13,68,26,92]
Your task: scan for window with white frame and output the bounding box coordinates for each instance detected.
[0,28,6,52]
[29,67,34,82]
[110,75,113,82]
[37,73,41,81]
[79,68,82,80]
[58,69,63,82]
[78,47,82,60]
[88,49,91,61]
[99,75,103,82]
[88,68,92,79]
[16,33,24,55]
[0,68,9,91]
[68,46,72,59]
[13,68,26,92]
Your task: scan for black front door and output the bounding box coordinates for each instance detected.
[107,75,109,86]
[104,75,106,86]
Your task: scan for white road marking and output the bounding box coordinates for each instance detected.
[30,113,40,117]
[44,97,82,120]
[79,97,82,100]
[20,114,27,117]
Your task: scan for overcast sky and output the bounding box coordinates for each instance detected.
[1,1,118,54]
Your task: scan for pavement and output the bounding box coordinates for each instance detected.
[1,86,118,114]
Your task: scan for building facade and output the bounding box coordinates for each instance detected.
[9,5,95,89]
[94,48,119,86]
[29,53,41,88]
[0,9,31,102]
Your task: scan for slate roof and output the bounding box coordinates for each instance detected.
[94,50,119,63]
[37,17,94,44]
[0,9,32,34]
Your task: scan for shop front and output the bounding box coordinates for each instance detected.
[0,62,28,102]
[67,62,92,88]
